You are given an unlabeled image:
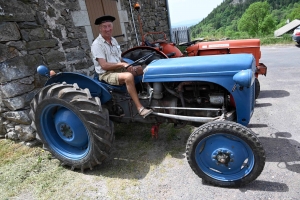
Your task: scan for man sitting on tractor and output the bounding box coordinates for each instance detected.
[91,15,153,118]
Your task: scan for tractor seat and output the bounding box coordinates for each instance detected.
[93,72,143,93]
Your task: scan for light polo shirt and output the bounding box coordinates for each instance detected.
[91,34,122,74]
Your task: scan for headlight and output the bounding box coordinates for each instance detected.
[233,69,254,88]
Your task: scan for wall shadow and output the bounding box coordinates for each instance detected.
[259,90,290,98]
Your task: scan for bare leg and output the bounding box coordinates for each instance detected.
[118,72,142,110]
[118,72,153,117]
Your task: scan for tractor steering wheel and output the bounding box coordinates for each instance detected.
[144,40,156,47]
[125,52,155,69]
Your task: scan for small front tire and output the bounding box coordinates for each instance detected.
[186,121,265,187]
[255,78,260,99]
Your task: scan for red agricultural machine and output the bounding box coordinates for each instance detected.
[122,31,267,99]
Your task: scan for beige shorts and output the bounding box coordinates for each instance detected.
[99,68,124,85]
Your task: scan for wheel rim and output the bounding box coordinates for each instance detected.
[40,104,90,160]
[195,133,255,181]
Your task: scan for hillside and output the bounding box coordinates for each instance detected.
[190,0,300,39]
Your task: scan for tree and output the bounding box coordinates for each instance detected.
[238,2,272,36]
[260,14,276,35]
[287,3,300,20]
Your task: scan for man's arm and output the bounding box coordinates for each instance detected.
[97,58,129,71]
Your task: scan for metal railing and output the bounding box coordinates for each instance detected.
[171,27,191,45]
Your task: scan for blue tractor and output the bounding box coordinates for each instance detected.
[29,48,265,187]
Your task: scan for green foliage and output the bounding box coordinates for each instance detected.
[190,0,299,41]
[260,14,276,35]
[238,2,273,36]
[287,3,300,20]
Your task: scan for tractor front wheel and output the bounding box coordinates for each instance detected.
[29,82,114,171]
[186,121,265,187]
[255,78,260,99]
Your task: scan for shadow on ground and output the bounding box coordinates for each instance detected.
[240,180,289,192]
[259,132,300,174]
[60,122,300,193]
[254,102,272,108]
[85,123,193,179]
[258,90,290,98]
[247,123,268,128]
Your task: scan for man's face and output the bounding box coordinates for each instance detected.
[99,22,113,38]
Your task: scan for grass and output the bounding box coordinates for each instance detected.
[0,140,79,199]
[0,123,193,199]
[260,34,295,45]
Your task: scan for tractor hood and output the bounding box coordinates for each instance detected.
[143,54,255,82]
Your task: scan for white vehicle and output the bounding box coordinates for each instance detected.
[292,25,300,45]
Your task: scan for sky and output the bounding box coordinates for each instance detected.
[168,0,224,27]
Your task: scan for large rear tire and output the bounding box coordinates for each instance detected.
[186,121,265,187]
[29,82,114,171]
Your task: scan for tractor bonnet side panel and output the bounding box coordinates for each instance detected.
[143,54,255,82]
[143,53,256,126]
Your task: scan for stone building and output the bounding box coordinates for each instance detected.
[0,0,171,144]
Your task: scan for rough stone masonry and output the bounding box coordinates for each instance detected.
[0,0,170,145]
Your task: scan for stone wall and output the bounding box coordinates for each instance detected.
[120,0,170,47]
[0,0,171,145]
[0,0,94,145]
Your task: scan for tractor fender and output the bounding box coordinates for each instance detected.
[44,72,112,104]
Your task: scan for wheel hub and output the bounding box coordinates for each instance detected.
[60,123,73,139]
[212,149,234,166]
[54,107,88,147]
[216,153,230,164]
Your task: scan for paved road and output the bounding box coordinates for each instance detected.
[246,44,300,199]
[135,44,300,200]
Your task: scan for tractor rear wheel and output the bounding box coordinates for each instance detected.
[186,121,265,187]
[29,82,114,171]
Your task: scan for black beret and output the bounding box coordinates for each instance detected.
[95,15,115,25]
